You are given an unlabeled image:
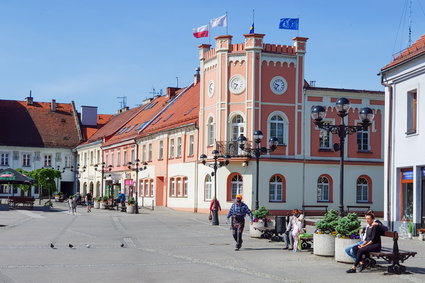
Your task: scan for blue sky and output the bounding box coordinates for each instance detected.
[1,0,424,114]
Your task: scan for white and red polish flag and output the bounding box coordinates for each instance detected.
[192,25,209,38]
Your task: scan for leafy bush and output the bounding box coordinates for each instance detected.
[335,213,361,238]
[94,197,102,202]
[101,196,108,202]
[252,206,271,220]
[315,210,338,234]
[408,222,414,234]
[127,197,136,205]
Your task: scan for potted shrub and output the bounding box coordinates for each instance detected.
[100,196,108,209]
[313,209,338,256]
[334,213,361,263]
[93,197,101,209]
[126,197,136,214]
[407,222,414,239]
[250,206,271,238]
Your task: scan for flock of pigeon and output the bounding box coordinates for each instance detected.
[49,243,125,249]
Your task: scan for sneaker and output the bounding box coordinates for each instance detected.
[346,268,356,273]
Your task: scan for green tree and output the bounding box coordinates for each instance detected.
[29,168,62,204]
[15,168,32,196]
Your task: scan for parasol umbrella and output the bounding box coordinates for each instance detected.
[0,168,35,199]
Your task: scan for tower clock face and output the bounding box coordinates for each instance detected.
[208,81,214,97]
[229,75,246,94]
[270,76,288,95]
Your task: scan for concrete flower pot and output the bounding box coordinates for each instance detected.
[313,233,335,257]
[93,201,100,209]
[335,237,359,263]
[126,205,135,214]
[250,220,267,238]
[100,202,106,209]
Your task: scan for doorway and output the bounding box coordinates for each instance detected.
[156,176,165,206]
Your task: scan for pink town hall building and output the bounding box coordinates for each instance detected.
[77,33,385,216]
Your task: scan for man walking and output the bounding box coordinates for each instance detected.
[226,194,253,251]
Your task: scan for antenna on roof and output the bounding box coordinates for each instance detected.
[29,90,32,97]
[408,0,412,46]
[117,96,127,109]
[176,77,179,88]
[149,87,162,97]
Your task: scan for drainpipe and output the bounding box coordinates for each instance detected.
[381,76,393,231]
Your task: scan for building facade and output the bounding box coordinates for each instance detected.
[77,33,385,216]
[381,34,425,231]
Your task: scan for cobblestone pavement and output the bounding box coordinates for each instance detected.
[0,203,424,283]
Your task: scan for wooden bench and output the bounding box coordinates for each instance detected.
[8,197,35,208]
[302,205,328,216]
[346,205,370,216]
[368,231,417,274]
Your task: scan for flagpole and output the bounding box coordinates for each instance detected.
[253,9,255,30]
[297,15,300,36]
[226,11,228,35]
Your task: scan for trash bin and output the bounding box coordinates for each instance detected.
[275,216,286,234]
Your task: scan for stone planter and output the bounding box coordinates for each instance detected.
[335,237,359,263]
[126,205,135,214]
[313,233,335,257]
[93,201,100,209]
[250,221,265,238]
[100,202,106,209]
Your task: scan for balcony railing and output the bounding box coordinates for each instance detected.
[215,141,253,157]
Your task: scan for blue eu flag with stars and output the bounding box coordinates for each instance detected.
[279,18,299,30]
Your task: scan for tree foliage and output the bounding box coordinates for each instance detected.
[315,209,338,233]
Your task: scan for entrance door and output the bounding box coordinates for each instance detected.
[231,115,245,156]
[422,180,425,227]
[156,177,165,206]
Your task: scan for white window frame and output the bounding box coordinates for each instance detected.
[205,175,212,201]
[269,175,283,202]
[317,176,330,202]
[356,177,369,203]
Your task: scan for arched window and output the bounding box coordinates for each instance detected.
[231,115,245,141]
[269,115,285,145]
[207,117,214,146]
[317,176,331,202]
[356,177,370,203]
[205,175,212,200]
[170,178,175,197]
[150,180,155,197]
[140,180,144,196]
[269,175,285,202]
[183,177,188,197]
[228,173,243,201]
[145,180,149,196]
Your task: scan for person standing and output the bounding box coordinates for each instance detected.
[283,209,301,250]
[68,196,77,215]
[209,196,221,222]
[226,194,253,251]
[86,192,93,213]
[292,214,304,252]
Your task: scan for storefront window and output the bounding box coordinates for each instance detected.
[401,170,414,220]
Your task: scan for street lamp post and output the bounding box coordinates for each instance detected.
[237,130,279,210]
[127,159,148,214]
[94,162,112,197]
[200,151,231,225]
[311,97,375,216]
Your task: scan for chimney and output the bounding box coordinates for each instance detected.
[25,90,33,105]
[166,87,180,100]
[117,106,129,114]
[81,106,98,126]
[194,67,200,85]
[51,99,56,112]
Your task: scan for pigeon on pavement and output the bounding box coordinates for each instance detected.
[86,244,91,248]
[50,243,55,249]
[120,243,125,248]
[69,244,74,248]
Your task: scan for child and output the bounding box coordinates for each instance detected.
[292,214,304,252]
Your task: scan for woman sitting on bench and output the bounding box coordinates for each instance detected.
[346,212,382,273]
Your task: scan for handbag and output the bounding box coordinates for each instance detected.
[208,214,212,221]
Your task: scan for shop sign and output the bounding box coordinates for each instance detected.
[124,179,134,186]
[402,170,413,180]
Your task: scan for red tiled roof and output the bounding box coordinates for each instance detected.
[141,83,199,136]
[82,114,113,140]
[0,100,81,148]
[79,107,142,146]
[382,34,425,71]
[102,95,170,147]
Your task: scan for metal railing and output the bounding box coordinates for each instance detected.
[215,141,253,157]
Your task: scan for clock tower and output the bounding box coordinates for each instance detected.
[198,33,308,158]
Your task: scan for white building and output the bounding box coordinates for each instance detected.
[381,34,425,231]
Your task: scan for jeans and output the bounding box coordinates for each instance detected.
[345,241,364,260]
[353,243,381,266]
[282,231,293,248]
